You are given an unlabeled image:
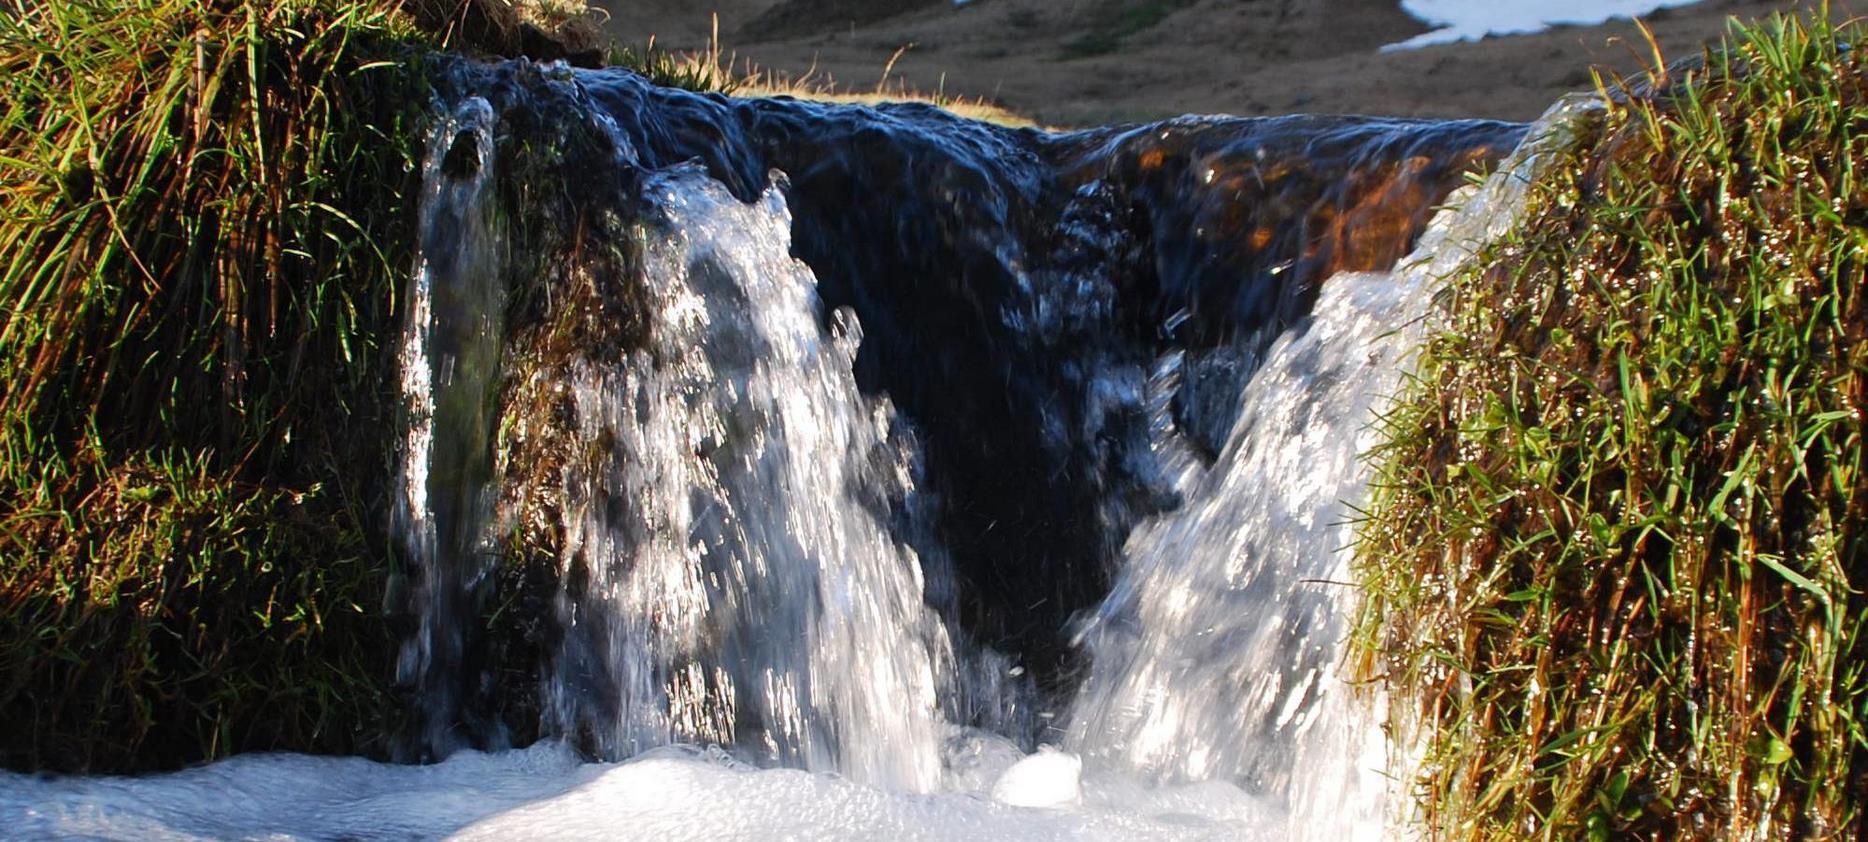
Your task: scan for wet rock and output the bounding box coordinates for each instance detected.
[440,129,481,178]
[421,58,1525,737]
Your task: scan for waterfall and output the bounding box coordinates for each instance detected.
[1066,265,1424,837]
[0,59,1606,842]
[1066,94,1603,839]
[531,166,953,791]
[384,62,1556,800]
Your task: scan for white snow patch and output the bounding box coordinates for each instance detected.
[1389,0,1706,50]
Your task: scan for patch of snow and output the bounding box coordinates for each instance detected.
[1388,0,1706,50]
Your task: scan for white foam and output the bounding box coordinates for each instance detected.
[0,741,1268,841]
[990,746,1083,808]
[1389,0,1706,50]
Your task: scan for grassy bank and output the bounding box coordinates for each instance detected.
[0,0,1027,773]
[0,0,437,772]
[1356,9,1867,839]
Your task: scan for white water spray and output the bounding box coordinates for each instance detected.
[534,166,954,791]
[1065,95,1602,840]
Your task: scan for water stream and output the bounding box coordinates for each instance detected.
[0,60,1598,840]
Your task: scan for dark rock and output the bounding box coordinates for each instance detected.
[441,128,481,178]
[422,58,1525,739]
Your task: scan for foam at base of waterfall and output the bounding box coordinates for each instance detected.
[0,741,1290,842]
[991,746,1083,808]
[1389,0,1705,50]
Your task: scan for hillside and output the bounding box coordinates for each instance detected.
[599,0,1851,125]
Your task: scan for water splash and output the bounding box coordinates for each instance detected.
[529,166,955,791]
[1067,267,1422,839]
[1065,94,1605,839]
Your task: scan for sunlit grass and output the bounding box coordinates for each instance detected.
[1355,7,1868,838]
[608,17,1040,128]
[0,0,430,771]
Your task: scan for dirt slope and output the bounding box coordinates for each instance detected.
[597,0,1851,125]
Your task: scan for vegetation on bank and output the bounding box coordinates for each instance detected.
[0,0,1030,773]
[1059,0,1196,59]
[1356,10,1868,839]
[0,0,440,771]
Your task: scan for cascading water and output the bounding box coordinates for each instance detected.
[394,97,509,757]
[528,165,953,791]
[0,58,1603,842]
[1066,95,1600,839]
[1066,267,1423,836]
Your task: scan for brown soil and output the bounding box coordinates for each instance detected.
[594,0,1854,127]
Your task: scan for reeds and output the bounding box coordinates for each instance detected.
[1355,8,1868,838]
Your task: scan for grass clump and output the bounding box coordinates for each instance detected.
[1061,0,1195,59]
[1355,10,1868,839]
[0,0,434,771]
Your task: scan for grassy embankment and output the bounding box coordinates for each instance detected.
[0,0,1021,774]
[1356,10,1867,839]
[0,0,445,772]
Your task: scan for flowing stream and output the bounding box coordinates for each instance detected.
[0,59,1596,840]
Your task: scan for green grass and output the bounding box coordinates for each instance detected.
[0,0,1011,772]
[1355,8,1868,839]
[1061,0,1195,59]
[0,0,434,771]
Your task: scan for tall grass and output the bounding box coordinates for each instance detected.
[1356,9,1868,838]
[0,0,432,771]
